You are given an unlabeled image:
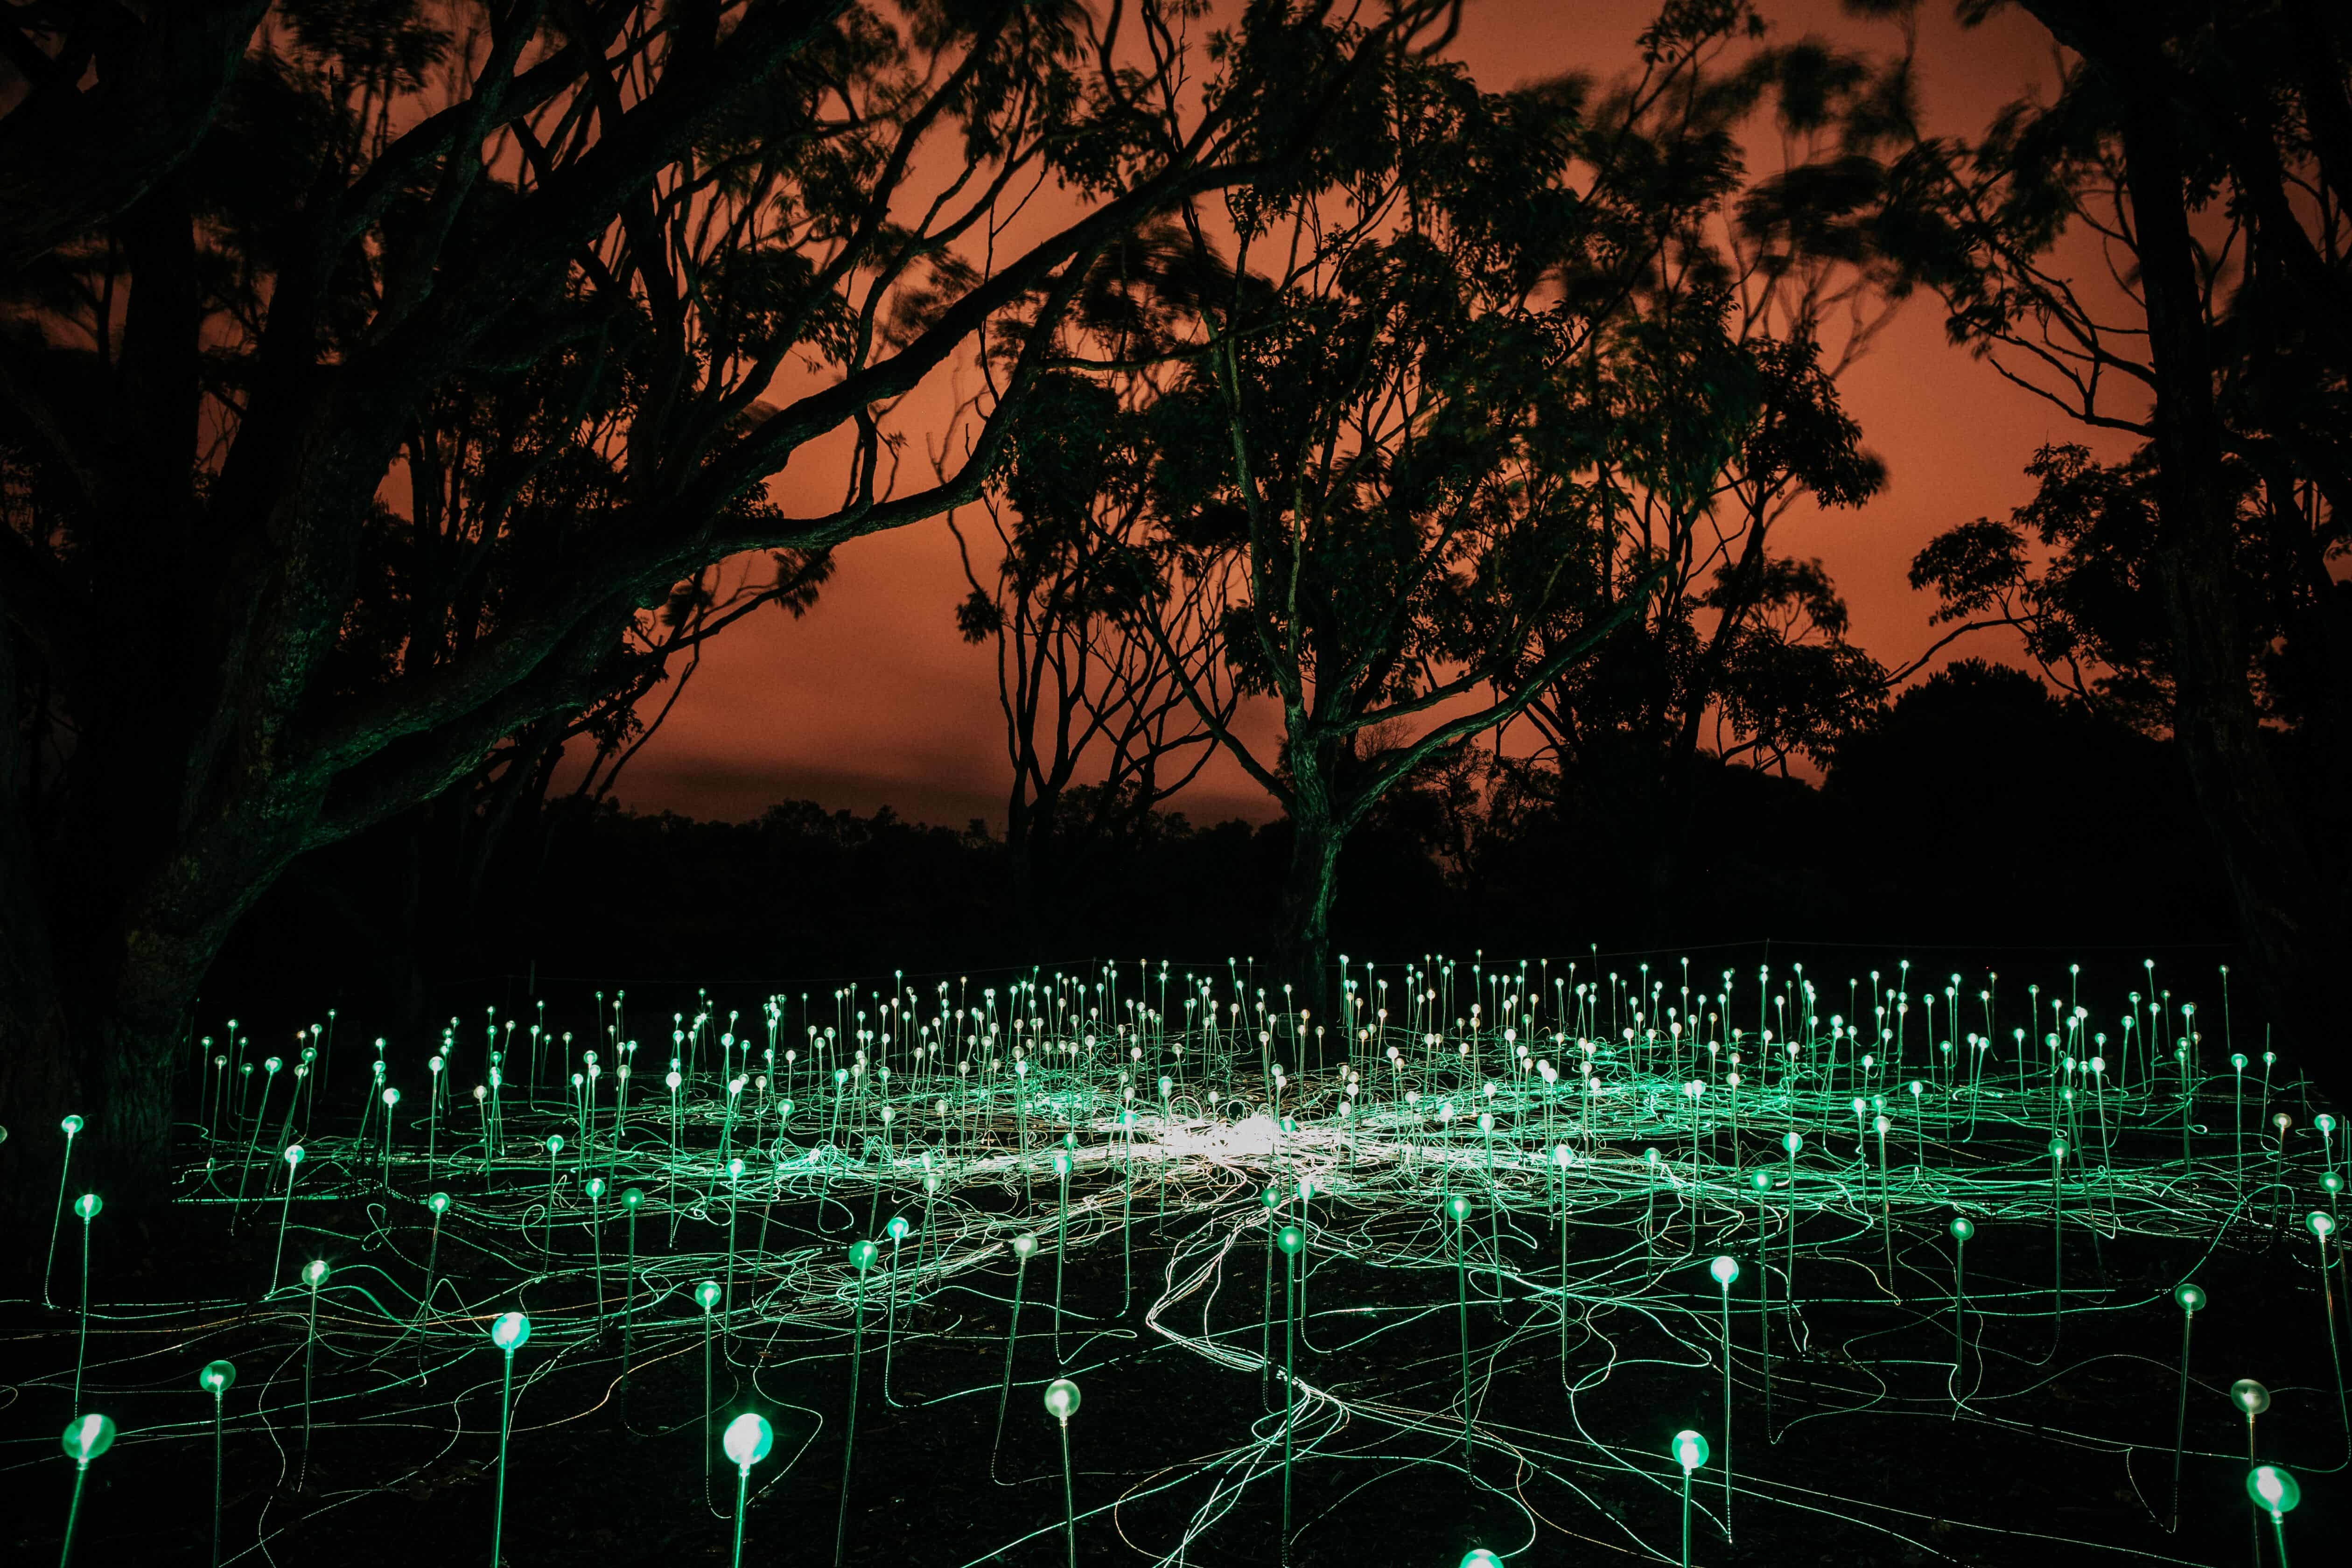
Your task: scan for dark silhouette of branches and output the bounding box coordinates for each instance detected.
[0,0,1467,1185]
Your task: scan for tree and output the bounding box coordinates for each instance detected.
[944,230,1241,935]
[346,287,840,983]
[1124,36,1637,1007]
[1905,442,2176,730]
[1113,3,1905,1000]
[1875,0,2351,1066]
[0,1,274,271]
[0,0,1465,1189]
[1491,27,1903,930]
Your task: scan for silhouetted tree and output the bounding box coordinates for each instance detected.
[1907,443,2176,729]
[1116,4,1905,1005]
[1875,0,2351,1067]
[1132,77,1626,1008]
[944,234,1242,933]
[0,0,1466,1188]
[1492,30,1903,931]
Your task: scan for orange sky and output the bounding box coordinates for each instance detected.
[609,0,2133,827]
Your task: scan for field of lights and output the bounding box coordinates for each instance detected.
[7,953,2346,1567]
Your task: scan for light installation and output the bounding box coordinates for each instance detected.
[9,953,2343,1565]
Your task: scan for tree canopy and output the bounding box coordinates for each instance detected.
[0,0,1468,1182]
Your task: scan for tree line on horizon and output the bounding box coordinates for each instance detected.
[2,0,2345,1186]
[211,655,2237,1027]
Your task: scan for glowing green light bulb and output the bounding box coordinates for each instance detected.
[1783,1132,1802,1155]
[1708,1255,1739,1286]
[301,1259,330,1287]
[427,1191,451,1215]
[1750,1169,1772,1191]
[622,1187,645,1209]
[2232,1379,2270,1415]
[887,1216,911,1242]
[490,1310,531,1351]
[2308,1211,2334,1239]
[586,1176,607,1200]
[74,1193,101,1221]
[848,1240,878,1272]
[1052,1150,1072,1176]
[1444,1195,1474,1223]
[722,1412,774,1469]
[696,1280,723,1312]
[1672,1429,1709,1471]
[2176,1282,2206,1313]
[61,1412,114,1463]
[2246,1463,2301,1516]
[2049,1137,2066,1160]
[546,1134,563,1155]
[1277,1224,1304,1256]
[199,1359,236,1394]
[1461,1553,1506,1568]
[1948,1217,1974,1242]
[1043,1377,1081,1421]
[1012,1233,1038,1260]
[62,1114,84,1136]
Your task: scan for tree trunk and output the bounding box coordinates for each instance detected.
[0,841,70,1230]
[1005,783,1057,948]
[0,879,232,1217]
[2120,93,2348,1084]
[2,597,287,1211]
[1277,802,1343,1062]
[1646,713,1709,941]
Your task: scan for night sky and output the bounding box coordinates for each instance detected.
[613,0,2135,828]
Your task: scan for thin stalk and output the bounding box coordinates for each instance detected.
[491,1348,515,1565]
[833,1274,870,1568]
